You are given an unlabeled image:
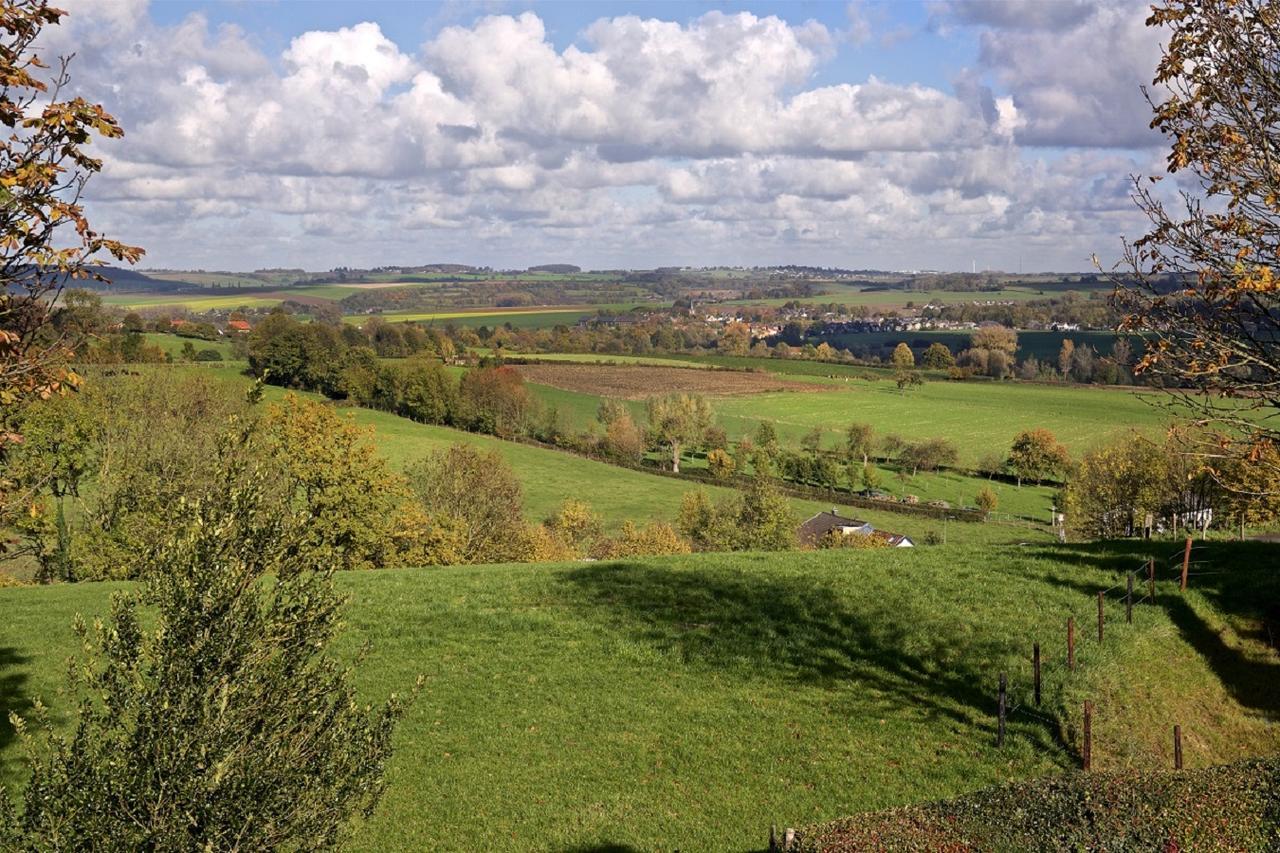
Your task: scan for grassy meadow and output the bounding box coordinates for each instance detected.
[3,542,1275,850]
[520,362,1169,462]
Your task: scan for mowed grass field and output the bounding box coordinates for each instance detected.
[321,393,1038,544]
[141,333,236,359]
[712,380,1169,463]
[2,542,1275,850]
[510,360,1168,462]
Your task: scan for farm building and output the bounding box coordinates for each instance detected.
[798,510,914,548]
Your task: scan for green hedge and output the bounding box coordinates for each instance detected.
[794,757,1280,852]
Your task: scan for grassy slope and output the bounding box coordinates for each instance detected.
[711,378,1168,461]
[1,542,1274,851]
[331,399,1031,544]
[141,333,236,359]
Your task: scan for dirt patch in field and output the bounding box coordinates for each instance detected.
[515,363,822,399]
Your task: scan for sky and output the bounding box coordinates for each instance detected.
[48,0,1175,272]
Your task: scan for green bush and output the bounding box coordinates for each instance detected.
[796,758,1280,852]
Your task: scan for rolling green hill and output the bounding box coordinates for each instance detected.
[2,541,1275,850]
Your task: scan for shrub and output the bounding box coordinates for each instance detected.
[405,444,528,564]
[0,453,412,848]
[591,521,691,559]
[796,757,1280,852]
[816,529,889,550]
[976,486,999,514]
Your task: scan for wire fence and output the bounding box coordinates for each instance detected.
[991,536,1209,771]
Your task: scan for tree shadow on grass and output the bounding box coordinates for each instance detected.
[0,645,33,779]
[1015,540,1280,718]
[557,558,1073,759]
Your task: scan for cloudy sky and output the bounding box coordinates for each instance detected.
[51,0,1171,272]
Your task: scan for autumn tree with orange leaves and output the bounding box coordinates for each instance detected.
[0,1,143,540]
[1115,0,1280,488]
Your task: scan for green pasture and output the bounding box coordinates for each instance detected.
[3,541,1275,850]
[329,397,1031,546]
[708,378,1168,463]
[141,333,236,360]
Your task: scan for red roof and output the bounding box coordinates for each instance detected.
[227,320,251,331]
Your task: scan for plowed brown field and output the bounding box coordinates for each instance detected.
[514,363,821,399]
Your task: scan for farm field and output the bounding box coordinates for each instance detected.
[3,542,1274,850]
[729,284,1105,311]
[187,366,1036,544]
[507,359,1169,460]
[515,362,819,399]
[317,393,1035,544]
[100,292,287,310]
[141,332,236,359]
[500,352,715,369]
[344,306,647,329]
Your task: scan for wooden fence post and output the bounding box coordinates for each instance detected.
[1068,616,1075,670]
[784,828,796,851]
[1083,701,1093,771]
[770,825,778,852]
[1126,573,1133,624]
[1174,725,1183,770]
[1033,642,1041,706]
[997,673,1007,746]
[1097,591,1105,643]
[1148,557,1156,604]
[1181,537,1192,590]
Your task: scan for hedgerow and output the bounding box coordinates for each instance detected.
[795,757,1280,852]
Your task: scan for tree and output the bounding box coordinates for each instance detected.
[405,444,527,564]
[1218,442,1280,537]
[459,366,534,438]
[0,447,410,848]
[602,411,646,464]
[922,342,955,369]
[970,326,1018,357]
[258,396,412,571]
[1057,339,1075,380]
[1063,435,1181,538]
[1115,0,1280,488]
[645,394,713,473]
[1007,428,1071,487]
[901,437,958,477]
[0,3,143,542]
[853,464,877,493]
[895,369,923,394]
[707,447,736,479]
[975,486,999,515]
[733,476,798,551]
[845,422,874,465]
[799,426,823,455]
[676,478,796,552]
[890,342,915,369]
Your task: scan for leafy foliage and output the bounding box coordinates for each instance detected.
[797,757,1280,852]
[1007,428,1071,487]
[0,423,410,849]
[1116,0,1280,490]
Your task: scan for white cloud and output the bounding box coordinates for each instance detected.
[41,2,1167,270]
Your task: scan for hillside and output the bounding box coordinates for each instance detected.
[2,542,1275,850]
